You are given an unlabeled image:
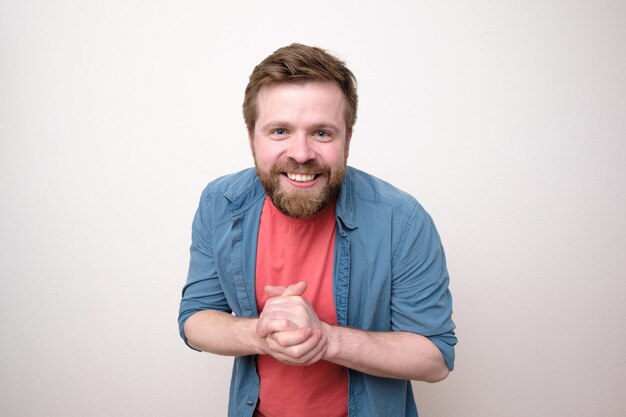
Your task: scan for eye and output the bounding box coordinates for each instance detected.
[272,128,286,136]
[314,130,331,139]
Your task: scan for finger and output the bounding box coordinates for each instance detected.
[257,317,299,337]
[300,334,328,365]
[281,281,307,296]
[264,281,307,298]
[261,298,320,332]
[296,332,327,365]
[270,332,327,366]
[265,329,319,357]
[268,327,312,347]
[259,308,312,331]
[266,329,325,362]
[263,285,287,298]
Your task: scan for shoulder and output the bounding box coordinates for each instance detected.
[196,168,264,218]
[199,168,258,198]
[345,167,424,220]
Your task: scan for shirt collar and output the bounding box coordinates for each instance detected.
[336,166,358,230]
[224,166,358,230]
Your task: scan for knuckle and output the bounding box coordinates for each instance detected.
[290,345,305,358]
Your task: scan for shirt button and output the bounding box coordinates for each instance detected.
[246,400,254,406]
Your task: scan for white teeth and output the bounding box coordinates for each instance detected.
[287,173,315,182]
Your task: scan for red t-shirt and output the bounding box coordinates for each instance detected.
[254,197,348,417]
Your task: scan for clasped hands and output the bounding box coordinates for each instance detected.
[256,281,328,365]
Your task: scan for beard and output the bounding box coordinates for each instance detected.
[255,159,346,218]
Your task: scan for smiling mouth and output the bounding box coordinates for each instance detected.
[286,173,317,182]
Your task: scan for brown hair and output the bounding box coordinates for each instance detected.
[243,43,358,135]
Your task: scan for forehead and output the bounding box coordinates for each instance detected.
[255,81,346,123]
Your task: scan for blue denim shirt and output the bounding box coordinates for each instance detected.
[179,166,456,417]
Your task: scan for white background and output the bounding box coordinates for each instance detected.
[1,1,625,416]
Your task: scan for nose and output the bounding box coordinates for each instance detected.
[286,133,316,163]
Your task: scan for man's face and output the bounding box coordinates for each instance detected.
[250,81,351,218]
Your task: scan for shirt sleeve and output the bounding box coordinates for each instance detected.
[390,203,457,371]
[178,189,231,348]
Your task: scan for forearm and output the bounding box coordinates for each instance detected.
[322,324,450,382]
[183,310,264,356]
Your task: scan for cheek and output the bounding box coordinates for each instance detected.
[319,146,347,168]
[252,142,281,167]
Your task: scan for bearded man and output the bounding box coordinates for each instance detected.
[178,43,457,417]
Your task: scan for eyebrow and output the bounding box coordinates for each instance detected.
[260,121,341,133]
[260,121,294,132]
[309,123,341,133]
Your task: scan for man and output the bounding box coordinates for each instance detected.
[178,43,456,417]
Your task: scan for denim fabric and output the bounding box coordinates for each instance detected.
[179,166,456,417]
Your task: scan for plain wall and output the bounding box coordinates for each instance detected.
[1,1,625,416]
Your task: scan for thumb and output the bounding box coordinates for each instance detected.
[264,281,307,297]
[264,284,286,298]
[281,281,307,296]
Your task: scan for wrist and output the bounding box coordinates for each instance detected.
[321,322,340,361]
[239,317,266,355]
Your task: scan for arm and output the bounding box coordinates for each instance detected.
[184,310,263,356]
[179,189,327,362]
[184,308,327,363]
[324,205,455,381]
[185,282,327,365]
[259,204,456,381]
[260,293,449,382]
[179,188,268,357]
[322,324,449,382]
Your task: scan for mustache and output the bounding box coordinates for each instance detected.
[270,160,331,176]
